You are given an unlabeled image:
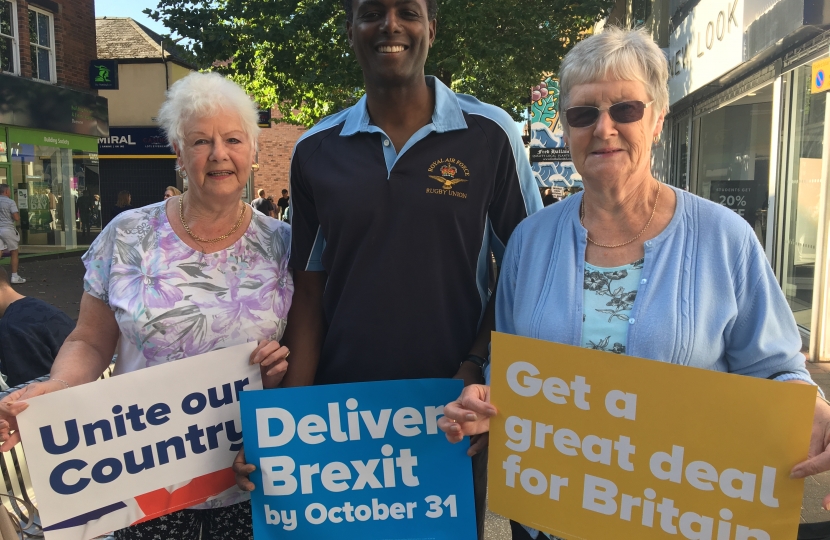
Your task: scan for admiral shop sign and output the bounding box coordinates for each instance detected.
[668,0,744,105]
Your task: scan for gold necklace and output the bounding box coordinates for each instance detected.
[179,194,246,244]
[580,182,661,249]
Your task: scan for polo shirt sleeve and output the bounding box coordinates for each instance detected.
[486,122,542,264]
[726,225,815,385]
[288,147,325,272]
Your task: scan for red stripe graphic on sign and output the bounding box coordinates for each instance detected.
[132,468,237,525]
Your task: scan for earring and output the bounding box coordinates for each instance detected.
[653,136,660,145]
[251,163,260,172]
[179,168,188,180]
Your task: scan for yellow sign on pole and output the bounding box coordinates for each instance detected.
[811,58,830,94]
[488,332,816,540]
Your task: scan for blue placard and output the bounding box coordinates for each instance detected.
[240,379,476,539]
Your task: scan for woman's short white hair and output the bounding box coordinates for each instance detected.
[157,72,261,152]
[559,27,669,122]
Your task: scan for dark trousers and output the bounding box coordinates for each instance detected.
[472,448,487,539]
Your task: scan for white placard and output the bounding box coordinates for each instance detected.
[667,0,744,105]
[17,190,28,210]
[17,342,262,528]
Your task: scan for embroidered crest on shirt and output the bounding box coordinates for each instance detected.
[426,158,470,199]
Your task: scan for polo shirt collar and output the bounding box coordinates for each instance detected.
[340,76,467,136]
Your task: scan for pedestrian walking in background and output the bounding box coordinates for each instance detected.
[47,188,58,230]
[91,194,102,228]
[0,72,293,540]
[111,190,134,219]
[439,27,830,540]
[76,189,93,238]
[0,185,25,284]
[163,185,182,200]
[232,1,541,538]
[277,188,290,220]
[0,266,75,388]
[251,188,276,217]
[542,187,556,206]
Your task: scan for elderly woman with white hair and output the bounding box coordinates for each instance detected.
[438,27,830,540]
[0,72,293,539]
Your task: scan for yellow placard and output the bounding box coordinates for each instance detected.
[488,332,816,540]
[811,58,830,94]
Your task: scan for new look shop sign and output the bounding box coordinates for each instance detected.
[240,379,477,539]
[668,0,744,105]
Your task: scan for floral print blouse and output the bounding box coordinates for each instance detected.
[83,202,294,375]
[581,259,644,355]
[82,202,293,510]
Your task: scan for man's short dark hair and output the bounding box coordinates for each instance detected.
[342,0,438,22]
[0,266,9,287]
[282,189,288,195]
[0,185,8,196]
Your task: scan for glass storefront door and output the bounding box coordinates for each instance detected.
[9,142,74,249]
[6,129,99,251]
[777,64,826,332]
[695,84,774,248]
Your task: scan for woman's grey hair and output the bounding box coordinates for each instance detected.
[559,27,669,126]
[157,72,261,152]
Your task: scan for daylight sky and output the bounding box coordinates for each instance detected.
[93,0,169,36]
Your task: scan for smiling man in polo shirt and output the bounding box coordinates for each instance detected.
[279,0,541,535]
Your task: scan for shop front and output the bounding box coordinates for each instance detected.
[0,73,108,252]
[662,0,830,358]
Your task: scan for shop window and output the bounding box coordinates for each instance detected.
[0,0,18,75]
[695,84,773,246]
[777,64,827,331]
[631,0,652,27]
[28,7,53,83]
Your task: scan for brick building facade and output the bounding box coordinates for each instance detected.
[10,0,97,91]
[254,109,307,199]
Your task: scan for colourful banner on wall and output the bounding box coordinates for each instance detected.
[16,342,262,540]
[240,379,477,539]
[488,332,816,540]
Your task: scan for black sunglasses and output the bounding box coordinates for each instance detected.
[564,100,654,128]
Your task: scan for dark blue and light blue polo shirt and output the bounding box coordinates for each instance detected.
[289,76,542,385]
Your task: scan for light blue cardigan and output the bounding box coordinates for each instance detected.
[496,185,813,384]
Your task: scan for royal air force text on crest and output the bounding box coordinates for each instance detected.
[426,158,471,199]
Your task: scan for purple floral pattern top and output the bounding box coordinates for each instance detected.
[83,202,293,374]
[82,202,293,509]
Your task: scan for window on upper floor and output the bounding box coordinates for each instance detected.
[28,6,54,82]
[0,0,18,75]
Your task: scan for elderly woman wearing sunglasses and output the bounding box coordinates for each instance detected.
[439,27,830,540]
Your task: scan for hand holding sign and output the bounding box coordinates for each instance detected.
[439,384,496,454]
[240,379,477,539]
[486,333,816,540]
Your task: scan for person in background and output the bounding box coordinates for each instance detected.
[0,266,75,387]
[251,188,276,217]
[91,194,102,228]
[439,27,830,540]
[77,189,93,238]
[111,190,134,219]
[542,188,556,206]
[47,188,58,230]
[277,188,290,220]
[0,71,293,540]
[163,185,182,200]
[0,185,24,284]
